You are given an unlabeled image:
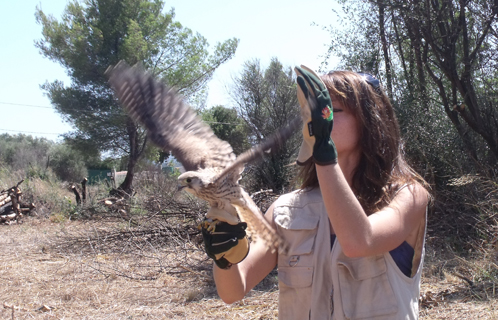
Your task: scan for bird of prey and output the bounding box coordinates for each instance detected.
[105,61,299,253]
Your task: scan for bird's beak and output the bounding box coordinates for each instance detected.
[177,185,186,192]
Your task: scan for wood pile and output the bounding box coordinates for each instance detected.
[69,177,130,219]
[97,197,130,219]
[0,180,36,224]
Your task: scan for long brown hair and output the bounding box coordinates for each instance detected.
[298,71,428,214]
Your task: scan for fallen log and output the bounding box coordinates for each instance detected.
[0,195,11,207]
[98,197,121,204]
[0,212,19,224]
[0,180,35,222]
[0,212,17,220]
[19,202,36,210]
[0,193,9,203]
[0,204,12,215]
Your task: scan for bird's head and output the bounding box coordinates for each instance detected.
[177,171,207,195]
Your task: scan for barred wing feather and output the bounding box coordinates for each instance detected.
[105,61,235,172]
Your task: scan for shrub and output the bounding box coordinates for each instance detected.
[48,144,88,182]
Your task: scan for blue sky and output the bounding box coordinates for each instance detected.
[0,0,340,141]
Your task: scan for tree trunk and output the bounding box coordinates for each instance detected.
[81,178,88,202]
[117,117,147,196]
[378,0,393,98]
[71,185,81,205]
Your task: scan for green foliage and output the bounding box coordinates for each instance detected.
[0,133,52,172]
[320,0,382,73]
[0,133,115,183]
[160,158,182,179]
[201,105,250,155]
[320,0,498,253]
[322,0,498,183]
[49,196,80,222]
[35,0,238,193]
[231,58,301,192]
[48,143,88,182]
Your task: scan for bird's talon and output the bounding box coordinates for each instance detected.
[198,219,218,232]
[207,220,218,232]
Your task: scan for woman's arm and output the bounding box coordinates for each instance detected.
[316,164,428,258]
[213,205,278,304]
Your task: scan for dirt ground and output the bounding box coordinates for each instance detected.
[0,218,496,319]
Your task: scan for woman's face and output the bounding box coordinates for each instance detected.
[330,97,361,156]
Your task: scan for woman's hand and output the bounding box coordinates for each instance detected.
[212,206,278,304]
[294,65,337,165]
[201,220,249,269]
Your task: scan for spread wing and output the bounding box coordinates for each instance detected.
[105,61,235,172]
[214,116,301,184]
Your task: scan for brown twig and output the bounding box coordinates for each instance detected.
[178,264,211,280]
[454,272,475,287]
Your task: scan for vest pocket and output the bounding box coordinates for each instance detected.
[336,254,398,319]
[275,207,320,319]
[279,266,313,287]
[278,266,314,319]
[274,207,320,259]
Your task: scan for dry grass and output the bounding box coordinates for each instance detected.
[0,218,280,319]
[0,172,496,319]
[0,217,496,319]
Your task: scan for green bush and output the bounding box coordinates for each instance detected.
[48,144,88,182]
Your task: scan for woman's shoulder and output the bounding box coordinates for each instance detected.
[395,181,430,204]
[274,187,323,207]
[388,181,429,219]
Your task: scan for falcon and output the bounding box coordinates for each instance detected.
[105,61,299,253]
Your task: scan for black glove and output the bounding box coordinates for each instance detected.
[201,220,249,269]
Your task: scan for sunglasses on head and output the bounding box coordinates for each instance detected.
[357,72,381,90]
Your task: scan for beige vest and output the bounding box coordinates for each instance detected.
[273,188,426,320]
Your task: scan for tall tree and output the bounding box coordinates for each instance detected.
[201,105,250,156]
[393,0,498,164]
[0,134,53,172]
[323,0,498,178]
[35,0,238,194]
[231,58,301,192]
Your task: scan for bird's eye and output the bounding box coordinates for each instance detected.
[186,178,192,183]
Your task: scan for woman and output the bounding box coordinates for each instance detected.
[202,66,430,319]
